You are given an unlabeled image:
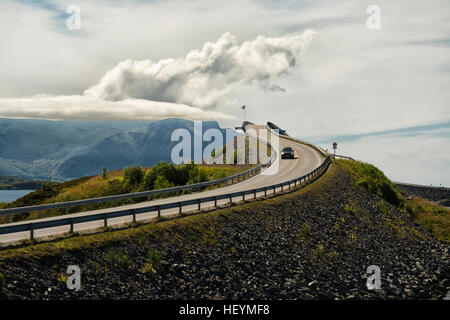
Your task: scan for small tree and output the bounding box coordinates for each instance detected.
[123,166,144,189]
[102,167,108,179]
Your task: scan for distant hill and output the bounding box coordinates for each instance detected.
[0,118,227,180]
[0,174,50,190]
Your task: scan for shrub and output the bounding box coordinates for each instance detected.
[147,248,162,265]
[344,204,357,215]
[141,262,155,274]
[123,166,144,189]
[57,273,67,284]
[106,249,131,267]
[153,175,174,190]
[314,244,325,260]
[300,223,311,238]
[339,160,404,206]
[376,200,389,215]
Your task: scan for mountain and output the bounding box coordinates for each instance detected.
[0,118,227,180]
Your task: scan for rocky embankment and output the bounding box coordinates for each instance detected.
[0,163,448,300]
[396,183,450,208]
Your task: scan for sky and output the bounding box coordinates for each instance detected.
[0,0,449,186]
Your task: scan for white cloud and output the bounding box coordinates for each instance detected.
[0,95,232,121]
[85,31,315,107]
[0,29,315,121]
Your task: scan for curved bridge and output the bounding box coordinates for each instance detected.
[0,123,330,245]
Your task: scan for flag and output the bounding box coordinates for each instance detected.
[241,105,246,110]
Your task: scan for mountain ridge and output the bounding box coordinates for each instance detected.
[0,118,226,180]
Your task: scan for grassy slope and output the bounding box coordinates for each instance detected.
[0,164,254,222]
[337,159,449,244]
[0,159,447,261]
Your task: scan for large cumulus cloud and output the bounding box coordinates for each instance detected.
[0,31,315,121]
[86,31,315,108]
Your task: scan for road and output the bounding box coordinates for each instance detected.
[0,125,324,244]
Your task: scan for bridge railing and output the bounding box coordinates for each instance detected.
[333,154,355,160]
[0,155,331,241]
[0,137,276,221]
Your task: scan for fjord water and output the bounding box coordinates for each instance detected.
[0,190,35,203]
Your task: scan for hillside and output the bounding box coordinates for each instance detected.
[0,118,229,180]
[0,160,448,299]
[0,162,253,223]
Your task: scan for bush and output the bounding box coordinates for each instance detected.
[148,248,161,265]
[123,166,144,189]
[106,249,131,267]
[153,175,174,190]
[340,160,404,207]
[344,204,357,215]
[376,200,389,215]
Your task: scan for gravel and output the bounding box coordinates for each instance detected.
[0,165,448,300]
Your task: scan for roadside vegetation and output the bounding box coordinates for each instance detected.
[337,159,404,206]
[0,162,253,223]
[337,159,449,244]
[0,160,447,261]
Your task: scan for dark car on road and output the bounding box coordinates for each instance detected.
[281,147,295,159]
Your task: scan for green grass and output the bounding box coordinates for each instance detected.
[0,159,447,263]
[105,249,131,267]
[147,248,161,266]
[376,200,389,215]
[1,162,253,224]
[344,203,357,215]
[338,159,449,244]
[0,162,340,260]
[337,160,404,206]
[403,197,450,244]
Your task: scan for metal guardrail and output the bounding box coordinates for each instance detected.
[0,141,276,219]
[393,181,450,190]
[0,153,331,241]
[333,154,355,160]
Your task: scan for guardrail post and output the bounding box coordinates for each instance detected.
[198,199,201,211]
[273,186,276,195]
[253,190,256,199]
[69,218,74,234]
[30,223,34,241]
[103,213,108,228]
[157,205,161,218]
[132,209,136,223]
[264,187,267,197]
[242,192,245,201]
[179,202,182,215]
[214,196,217,207]
[229,194,232,204]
